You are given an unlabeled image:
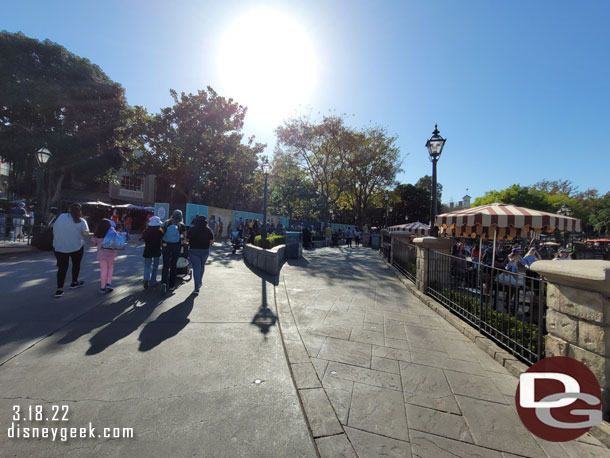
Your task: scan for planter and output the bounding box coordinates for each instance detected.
[243,243,286,275]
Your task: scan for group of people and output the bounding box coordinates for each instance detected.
[234,217,285,244]
[1,202,35,240]
[50,204,214,298]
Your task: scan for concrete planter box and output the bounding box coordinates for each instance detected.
[243,243,286,276]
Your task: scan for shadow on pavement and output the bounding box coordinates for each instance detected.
[251,277,277,338]
[137,294,195,352]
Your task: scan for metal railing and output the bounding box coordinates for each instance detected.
[426,249,547,365]
[381,242,391,262]
[0,213,36,244]
[392,239,417,283]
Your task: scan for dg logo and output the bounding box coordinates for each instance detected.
[516,356,602,442]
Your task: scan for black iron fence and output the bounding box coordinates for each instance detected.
[426,249,547,365]
[381,242,391,262]
[392,239,417,283]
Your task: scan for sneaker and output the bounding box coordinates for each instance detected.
[143,280,149,290]
[70,280,84,289]
[55,289,64,298]
[170,285,176,291]
[99,288,107,294]
[161,283,167,296]
[193,289,199,296]
[105,283,114,292]
[150,282,159,287]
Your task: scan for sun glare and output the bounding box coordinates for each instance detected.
[218,9,317,125]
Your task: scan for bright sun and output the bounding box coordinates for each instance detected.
[218,9,317,125]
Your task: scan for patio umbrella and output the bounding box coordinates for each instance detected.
[435,202,582,266]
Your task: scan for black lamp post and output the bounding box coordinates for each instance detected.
[426,124,446,236]
[557,204,574,247]
[169,183,176,209]
[35,147,52,222]
[384,192,389,228]
[261,156,272,240]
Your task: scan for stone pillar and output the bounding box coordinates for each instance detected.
[531,260,610,419]
[412,237,456,294]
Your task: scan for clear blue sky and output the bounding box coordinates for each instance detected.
[4,0,609,203]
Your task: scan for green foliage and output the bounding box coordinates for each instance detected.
[589,192,610,234]
[436,286,544,360]
[128,87,265,210]
[254,235,286,249]
[0,31,128,214]
[390,183,430,225]
[473,184,550,210]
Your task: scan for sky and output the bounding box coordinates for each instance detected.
[3,0,610,204]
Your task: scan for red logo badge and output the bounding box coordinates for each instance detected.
[516,356,602,441]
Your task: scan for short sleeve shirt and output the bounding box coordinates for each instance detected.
[53,213,89,253]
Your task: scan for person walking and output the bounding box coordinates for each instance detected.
[91,219,119,294]
[187,216,214,295]
[10,202,28,240]
[324,225,332,246]
[160,210,187,295]
[52,203,89,297]
[142,216,164,289]
[345,227,353,248]
[354,228,361,247]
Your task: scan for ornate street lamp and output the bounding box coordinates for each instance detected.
[169,183,176,209]
[556,204,574,247]
[261,157,272,240]
[426,124,446,235]
[36,147,52,165]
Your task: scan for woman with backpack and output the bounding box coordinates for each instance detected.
[160,209,187,295]
[91,219,119,294]
[187,216,214,296]
[142,216,164,289]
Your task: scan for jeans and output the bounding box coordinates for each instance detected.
[54,246,84,289]
[189,248,210,291]
[161,244,181,287]
[143,257,160,285]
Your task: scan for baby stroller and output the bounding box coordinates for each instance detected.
[331,233,339,247]
[231,231,243,254]
[176,243,192,282]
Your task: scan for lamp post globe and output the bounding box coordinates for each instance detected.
[425,124,446,236]
[36,147,52,165]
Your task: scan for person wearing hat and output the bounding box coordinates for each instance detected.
[160,209,187,295]
[554,249,571,261]
[10,201,28,240]
[142,215,164,289]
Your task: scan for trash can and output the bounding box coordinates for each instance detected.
[285,231,303,259]
[370,234,380,250]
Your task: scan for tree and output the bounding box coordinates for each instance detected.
[590,192,610,235]
[128,88,265,210]
[532,179,578,196]
[0,31,128,218]
[276,115,351,225]
[390,184,430,225]
[416,175,443,205]
[473,185,551,210]
[344,127,402,225]
[268,151,318,221]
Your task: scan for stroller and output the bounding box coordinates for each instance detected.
[331,233,339,247]
[175,243,192,282]
[231,231,243,254]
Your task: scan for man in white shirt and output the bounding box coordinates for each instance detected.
[52,203,89,297]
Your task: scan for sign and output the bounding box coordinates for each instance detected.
[516,356,602,441]
[154,203,169,221]
[185,204,208,226]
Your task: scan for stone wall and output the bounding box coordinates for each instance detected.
[532,260,610,419]
[243,243,285,276]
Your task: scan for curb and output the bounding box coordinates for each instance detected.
[382,255,610,448]
[275,277,357,458]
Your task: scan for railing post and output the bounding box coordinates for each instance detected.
[413,237,456,294]
[532,260,610,420]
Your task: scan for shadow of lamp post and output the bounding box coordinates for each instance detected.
[426,124,446,237]
[261,156,272,240]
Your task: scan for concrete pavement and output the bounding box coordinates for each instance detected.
[0,241,316,457]
[278,246,610,458]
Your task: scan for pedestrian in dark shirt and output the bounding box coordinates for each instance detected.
[142,216,164,289]
[187,216,214,296]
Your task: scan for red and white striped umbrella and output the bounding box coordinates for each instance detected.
[435,203,581,240]
[405,222,430,236]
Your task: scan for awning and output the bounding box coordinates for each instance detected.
[405,222,430,236]
[435,203,582,240]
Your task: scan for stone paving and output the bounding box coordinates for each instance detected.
[277,246,610,458]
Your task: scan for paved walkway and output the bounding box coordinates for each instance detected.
[278,246,610,458]
[0,241,316,458]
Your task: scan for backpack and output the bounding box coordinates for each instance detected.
[163,221,181,243]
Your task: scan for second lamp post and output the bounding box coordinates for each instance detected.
[261,157,272,240]
[425,124,446,236]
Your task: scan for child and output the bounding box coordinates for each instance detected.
[142,216,164,289]
[91,219,118,293]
